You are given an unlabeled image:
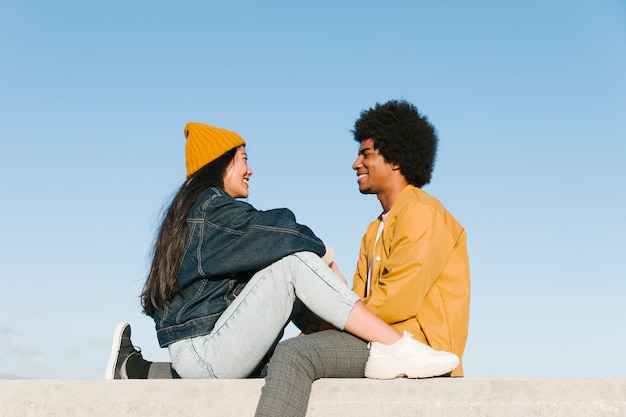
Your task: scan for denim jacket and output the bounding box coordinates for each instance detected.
[154,187,326,347]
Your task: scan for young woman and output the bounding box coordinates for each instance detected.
[115,122,459,380]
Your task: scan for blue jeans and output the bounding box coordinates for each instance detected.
[167,252,360,379]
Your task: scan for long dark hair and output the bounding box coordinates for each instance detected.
[141,147,239,317]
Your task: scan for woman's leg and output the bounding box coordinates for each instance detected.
[112,250,457,381]
[255,330,369,417]
[169,252,364,379]
[105,321,178,380]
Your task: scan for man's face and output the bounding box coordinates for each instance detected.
[352,138,396,195]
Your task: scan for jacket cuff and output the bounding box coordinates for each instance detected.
[320,244,334,265]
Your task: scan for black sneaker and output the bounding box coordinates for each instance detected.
[104,322,142,379]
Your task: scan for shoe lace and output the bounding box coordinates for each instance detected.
[132,345,143,357]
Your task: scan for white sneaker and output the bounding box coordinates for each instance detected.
[364,331,460,379]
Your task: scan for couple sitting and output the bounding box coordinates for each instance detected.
[105,99,470,417]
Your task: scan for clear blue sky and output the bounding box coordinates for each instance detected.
[1,1,624,379]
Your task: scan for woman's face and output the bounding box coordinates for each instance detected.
[223,146,253,198]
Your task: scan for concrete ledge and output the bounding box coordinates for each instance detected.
[1,378,625,417]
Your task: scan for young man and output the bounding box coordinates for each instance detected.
[106,99,470,417]
[254,99,470,416]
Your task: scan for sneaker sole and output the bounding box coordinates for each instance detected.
[364,357,459,380]
[104,322,129,380]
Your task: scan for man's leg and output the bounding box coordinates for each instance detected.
[255,330,368,417]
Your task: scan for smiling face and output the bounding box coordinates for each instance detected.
[352,138,409,212]
[223,146,253,198]
[352,138,396,195]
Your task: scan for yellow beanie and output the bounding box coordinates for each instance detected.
[184,122,246,178]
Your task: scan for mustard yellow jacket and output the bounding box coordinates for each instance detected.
[352,185,470,376]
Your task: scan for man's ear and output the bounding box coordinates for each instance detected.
[391,163,402,171]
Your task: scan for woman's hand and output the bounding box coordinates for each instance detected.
[329,261,348,286]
